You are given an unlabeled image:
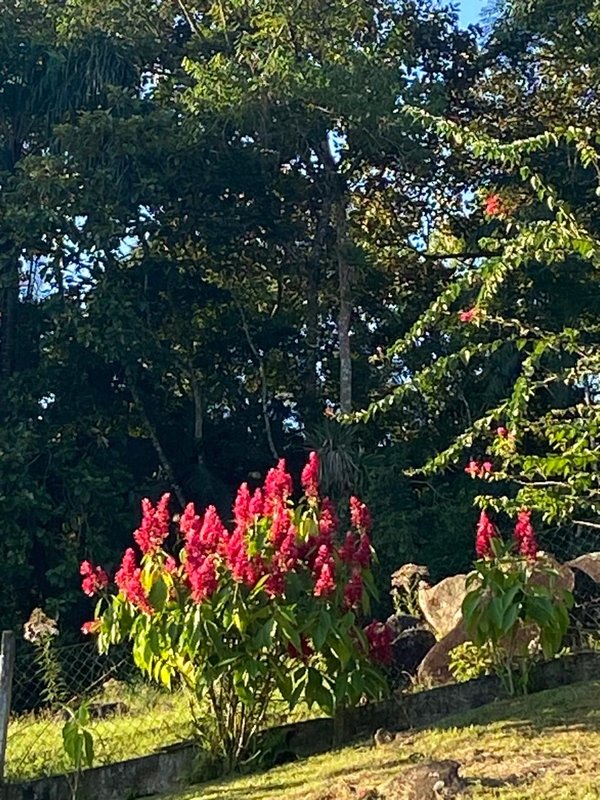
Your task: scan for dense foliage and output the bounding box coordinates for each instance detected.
[2,0,599,633]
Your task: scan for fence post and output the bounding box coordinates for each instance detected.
[0,631,15,783]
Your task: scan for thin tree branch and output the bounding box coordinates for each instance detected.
[234,298,279,461]
[126,370,186,507]
[572,519,600,530]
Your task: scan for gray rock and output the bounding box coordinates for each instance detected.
[566,552,600,584]
[386,614,423,638]
[392,628,436,679]
[417,622,468,686]
[417,575,469,639]
[382,760,465,799]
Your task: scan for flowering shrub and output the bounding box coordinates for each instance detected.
[463,510,573,694]
[81,453,388,768]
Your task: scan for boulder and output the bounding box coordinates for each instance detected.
[382,760,465,800]
[417,575,469,639]
[529,552,574,595]
[417,622,467,686]
[566,553,600,584]
[386,614,423,638]
[391,628,436,678]
[566,553,600,602]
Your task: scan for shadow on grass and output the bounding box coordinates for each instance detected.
[402,679,600,739]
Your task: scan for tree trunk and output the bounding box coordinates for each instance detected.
[235,298,279,461]
[303,195,332,406]
[335,198,352,414]
[304,265,319,403]
[0,275,19,379]
[190,368,204,466]
[127,373,187,508]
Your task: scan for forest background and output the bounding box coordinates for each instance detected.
[1,0,598,637]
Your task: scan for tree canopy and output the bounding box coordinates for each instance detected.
[1,0,598,633]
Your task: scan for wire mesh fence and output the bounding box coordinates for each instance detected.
[544,525,600,651]
[5,641,195,782]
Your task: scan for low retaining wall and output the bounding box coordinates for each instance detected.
[4,652,600,800]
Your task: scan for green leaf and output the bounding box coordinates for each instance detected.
[148,577,168,613]
[313,610,331,651]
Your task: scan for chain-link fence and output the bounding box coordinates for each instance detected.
[543,525,600,650]
[4,641,195,783]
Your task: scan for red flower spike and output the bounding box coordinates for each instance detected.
[475,510,498,559]
[134,493,171,554]
[363,621,394,665]
[343,568,363,609]
[319,498,339,538]
[179,502,201,539]
[115,548,153,614]
[186,553,219,603]
[355,533,372,568]
[339,531,357,564]
[81,620,100,636]
[164,555,178,574]
[233,483,252,533]
[278,525,299,570]
[270,503,289,548]
[514,509,538,559]
[264,459,293,515]
[248,488,264,518]
[301,451,320,499]
[199,505,227,553]
[225,530,248,582]
[265,568,286,598]
[350,496,372,534]
[314,560,336,597]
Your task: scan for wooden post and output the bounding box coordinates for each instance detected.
[0,631,15,783]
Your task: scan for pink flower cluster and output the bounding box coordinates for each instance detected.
[484,194,503,217]
[363,621,394,665]
[115,548,153,614]
[475,510,498,558]
[80,561,109,597]
[464,459,493,478]
[134,493,171,554]
[180,503,224,603]
[514,509,538,558]
[81,619,101,635]
[80,453,376,627]
[459,307,478,323]
[474,508,539,560]
[301,451,320,499]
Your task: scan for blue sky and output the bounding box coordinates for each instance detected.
[458,0,484,26]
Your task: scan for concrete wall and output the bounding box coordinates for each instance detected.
[3,652,600,800]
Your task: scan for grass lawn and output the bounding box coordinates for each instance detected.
[167,680,600,800]
[5,682,194,781]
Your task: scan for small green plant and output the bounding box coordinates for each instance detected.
[462,510,573,695]
[62,702,95,799]
[23,608,67,708]
[448,641,495,683]
[390,563,429,618]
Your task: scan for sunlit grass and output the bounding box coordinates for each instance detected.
[166,680,600,800]
[5,682,193,781]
